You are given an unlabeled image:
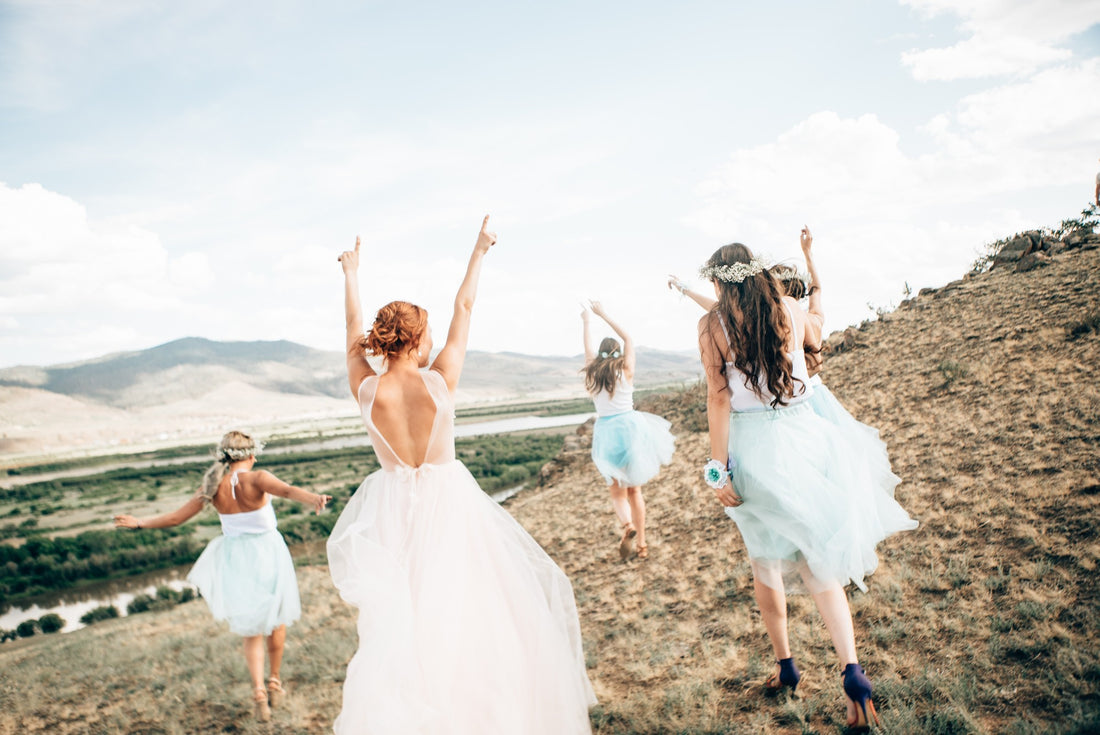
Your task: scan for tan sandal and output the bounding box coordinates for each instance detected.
[253,686,271,722]
[636,543,649,560]
[619,523,637,561]
[267,676,286,709]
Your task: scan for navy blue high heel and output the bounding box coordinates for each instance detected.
[841,663,880,731]
[764,657,801,694]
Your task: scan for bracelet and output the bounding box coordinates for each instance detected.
[703,459,729,489]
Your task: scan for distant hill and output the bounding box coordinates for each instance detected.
[0,339,701,459]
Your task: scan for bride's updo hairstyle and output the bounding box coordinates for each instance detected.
[363,300,428,361]
[703,243,797,408]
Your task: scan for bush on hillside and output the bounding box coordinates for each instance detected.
[79,605,120,625]
[37,613,64,634]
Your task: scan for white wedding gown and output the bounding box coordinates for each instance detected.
[327,370,596,734]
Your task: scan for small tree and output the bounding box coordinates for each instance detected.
[15,619,37,638]
[37,613,64,634]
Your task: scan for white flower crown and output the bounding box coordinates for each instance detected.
[699,255,770,283]
[598,350,621,359]
[220,440,264,463]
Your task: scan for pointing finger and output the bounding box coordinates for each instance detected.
[482,214,490,230]
[355,236,361,253]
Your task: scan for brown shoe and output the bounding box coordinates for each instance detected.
[619,524,637,561]
[267,676,286,709]
[636,544,649,560]
[253,686,271,722]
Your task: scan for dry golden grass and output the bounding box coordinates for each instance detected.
[1,243,1098,734]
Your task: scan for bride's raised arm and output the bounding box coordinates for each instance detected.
[431,215,497,393]
[339,236,376,398]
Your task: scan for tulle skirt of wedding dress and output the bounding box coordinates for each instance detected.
[326,460,596,735]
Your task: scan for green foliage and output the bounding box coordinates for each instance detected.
[16,619,37,637]
[0,526,201,604]
[937,360,969,388]
[37,613,64,633]
[79,605,120,625]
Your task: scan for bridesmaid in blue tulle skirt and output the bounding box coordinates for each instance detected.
[679,228,916,732]
[114,431,331,721]
[581,301,675,561]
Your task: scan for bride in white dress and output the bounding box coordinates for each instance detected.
[327,217,596,734]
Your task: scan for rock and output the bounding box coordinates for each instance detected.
[1015,251,1050,273]
[992,235,1035,267]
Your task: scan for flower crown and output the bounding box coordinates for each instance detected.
[699,255,769,283]
[219,440,264,463]
[598,350,621,359]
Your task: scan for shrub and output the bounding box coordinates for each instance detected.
[37,613,64,634]
[127,593,155,614]
[15,619,37,638]
[80,605,120,625]
[937,360,969,387]
[155,585,181,603]
[1066,311,1100,341]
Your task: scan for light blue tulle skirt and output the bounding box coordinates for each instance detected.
[186,528,301,636]
[724,401,917,593]
[590,410,675,487]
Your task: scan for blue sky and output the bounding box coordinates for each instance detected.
[1,0,1098,368]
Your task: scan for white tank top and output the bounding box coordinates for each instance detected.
[719,302,814,413]
[591,376,634,417]
[217,471,277,536]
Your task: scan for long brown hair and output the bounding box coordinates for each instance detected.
[584,337,626,397]
[705,244,796,408]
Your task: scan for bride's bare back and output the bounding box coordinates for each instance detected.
[369,369,438,467]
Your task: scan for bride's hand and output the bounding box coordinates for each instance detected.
[338,236,361,273]
[475,215,497,254]
[799,226,813,255]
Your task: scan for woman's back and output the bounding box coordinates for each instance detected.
[358,370,456,470]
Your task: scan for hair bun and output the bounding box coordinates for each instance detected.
[364,301,428,360]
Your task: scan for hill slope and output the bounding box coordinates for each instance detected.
[1,231,1097,734]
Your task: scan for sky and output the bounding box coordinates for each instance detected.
[1,0,1098,368]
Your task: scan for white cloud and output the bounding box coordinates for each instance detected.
[685,57,1100,333]
[900,0,1100,80]
[902,34,1071,81]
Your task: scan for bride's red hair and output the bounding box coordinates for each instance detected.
[363,301,428,360]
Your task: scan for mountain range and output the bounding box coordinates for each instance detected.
[0,338,701,461]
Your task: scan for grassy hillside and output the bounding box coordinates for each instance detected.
[1,231,1097,734]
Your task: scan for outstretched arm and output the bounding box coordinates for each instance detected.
[114,496,204,530]
[250,471,331,514]
[339,236,376,399]
[581,306,595,365]
[669,275,718,312]
[799,227,823,351]
[589,301,635,380]
[431,216,497,393]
